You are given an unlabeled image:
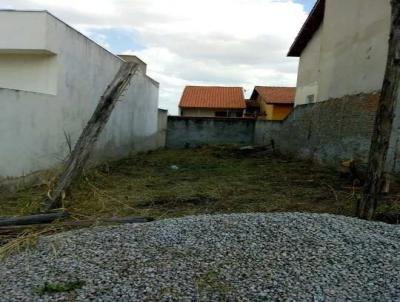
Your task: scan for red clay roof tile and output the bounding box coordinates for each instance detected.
[179,86,246,109]
[254,86,296,105]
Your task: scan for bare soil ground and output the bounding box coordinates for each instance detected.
[1,145,399,223]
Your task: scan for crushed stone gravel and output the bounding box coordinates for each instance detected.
[1,213,399,301]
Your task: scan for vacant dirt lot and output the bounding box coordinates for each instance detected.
[0,146,399,223]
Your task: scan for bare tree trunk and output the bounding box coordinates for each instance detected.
[45,62,138,210]
[358,0,400,220]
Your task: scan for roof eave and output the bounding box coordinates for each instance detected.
[250,88,260,100]
[287,0,325,57]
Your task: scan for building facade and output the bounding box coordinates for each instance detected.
[289,0,390,106]
[249,86,295,121]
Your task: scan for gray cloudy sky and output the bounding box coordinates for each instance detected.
[0,0,313,114]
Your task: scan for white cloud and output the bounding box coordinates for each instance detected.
[83,31,111,50]
[0,0,308,114]
[26,0,117,16]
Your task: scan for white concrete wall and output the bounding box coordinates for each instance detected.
[318,0,391,101]
[295,0,391,105]
[0,53,58,94]
[0,11,53,53]
[295,28,321,105]
[0,11,160,182]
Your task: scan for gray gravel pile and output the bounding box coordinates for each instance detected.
[1,213,399,301]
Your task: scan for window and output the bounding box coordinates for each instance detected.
[306,94,315,104]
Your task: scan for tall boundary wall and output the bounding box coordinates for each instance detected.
[166,92,399,173]
[166,116,255,148]
[0,11,163,192]
[255,92,380,168]
[157,109,168,148]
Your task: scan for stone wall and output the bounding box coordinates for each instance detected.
[166,117,255,148]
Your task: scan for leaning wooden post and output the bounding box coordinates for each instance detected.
[358,0,400,220]
[45,62,138,210]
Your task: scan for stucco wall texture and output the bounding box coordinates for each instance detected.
[295,0,390,106]
[0,11,160,185]
[166,117,255,148]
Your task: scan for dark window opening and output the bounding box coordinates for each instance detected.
[215,110,243,118]
[306,94,315,104]
[215,111,228,117]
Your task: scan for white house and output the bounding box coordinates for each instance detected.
[0,10,161,189]
[285,0,400,172]
[288,0,391,106]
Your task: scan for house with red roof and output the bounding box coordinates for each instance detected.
[179,86,246,118]
[248,86,295,121]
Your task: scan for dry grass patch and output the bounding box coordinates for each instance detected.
[1,145,399,224]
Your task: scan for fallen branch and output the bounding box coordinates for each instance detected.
[0,212,69,227]
[0,216,153,231]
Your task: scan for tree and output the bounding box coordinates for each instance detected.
[358,0,400,220]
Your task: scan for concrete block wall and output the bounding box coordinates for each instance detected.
[255,92,379,167]
[157,109,168,148]
[165,93,383,172]
[166,117,255,148]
